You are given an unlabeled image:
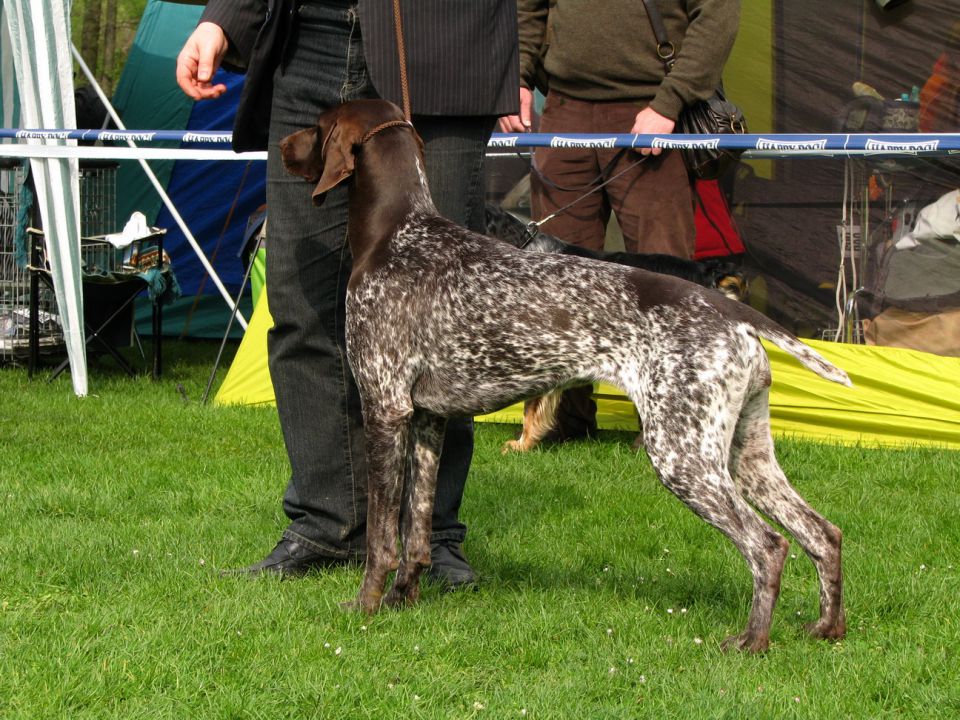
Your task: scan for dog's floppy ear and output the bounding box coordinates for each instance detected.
[281,121,357,206]
[280,126,322,180]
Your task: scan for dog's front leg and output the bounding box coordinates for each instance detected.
[502,391,563,453]
[352,407,412,615]
[384,410,447,608]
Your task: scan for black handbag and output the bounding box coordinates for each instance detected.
[641,0,747,180]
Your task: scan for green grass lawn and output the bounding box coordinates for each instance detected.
[1,341,959,718]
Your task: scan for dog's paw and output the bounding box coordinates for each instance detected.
[804,616,846,641]
[340,595,382,615]
[501,439,529,454]
[383,584,420,609]
[720,630,770,654]
[339,598,362,613]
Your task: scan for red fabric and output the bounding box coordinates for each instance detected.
[693,178,745,259]
[919,54,960,133]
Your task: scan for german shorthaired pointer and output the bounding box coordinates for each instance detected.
[484,203,748,452]
[281,99,848,653]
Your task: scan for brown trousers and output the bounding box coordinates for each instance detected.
[531,91,697,439]
[532,92,696,256]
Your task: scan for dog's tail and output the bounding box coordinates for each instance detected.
[758,326,852,386]
[725,301,852,387]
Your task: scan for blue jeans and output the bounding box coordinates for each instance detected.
[265,1,493,558]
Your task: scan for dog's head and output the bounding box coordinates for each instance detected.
[701,260,750,302]
[280,99,423,205]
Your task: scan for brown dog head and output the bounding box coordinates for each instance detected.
[280,99,422,205]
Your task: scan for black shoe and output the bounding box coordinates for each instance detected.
[220,537,347,578]
[426,541,477,591]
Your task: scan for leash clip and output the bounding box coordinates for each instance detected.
[520,220,542,249]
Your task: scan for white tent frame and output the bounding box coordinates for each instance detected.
[3,0,87,395]
[1,0,246,397]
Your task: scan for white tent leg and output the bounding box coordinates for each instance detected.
[5,0,88,396]
[71,44,247,330]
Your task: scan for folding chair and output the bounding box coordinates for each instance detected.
[27,227,169,381]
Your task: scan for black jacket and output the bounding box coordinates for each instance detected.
[201,0,520,151]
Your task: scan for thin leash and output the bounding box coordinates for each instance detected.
[518,151,649,248]
[392,0,412,122]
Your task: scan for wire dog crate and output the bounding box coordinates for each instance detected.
[78,160,117,237]
[0,159,119,364]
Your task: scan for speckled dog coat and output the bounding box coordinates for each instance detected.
[484,203,749,452]
[280,99,849,653]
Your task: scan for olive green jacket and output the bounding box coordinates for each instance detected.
[518,0,739,120]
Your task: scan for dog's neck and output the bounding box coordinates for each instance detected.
[347,129,435,264]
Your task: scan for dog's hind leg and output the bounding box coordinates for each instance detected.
[352,405,412,615]
[384,410,447,608]
[502,391,563,453]
[640,403,789,653]
[730,392,846,641]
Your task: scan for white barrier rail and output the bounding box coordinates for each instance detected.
[3,130,960,160]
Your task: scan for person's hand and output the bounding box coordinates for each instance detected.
[499,87,535,133]
[630,106,676,156]
[176,22,229,100]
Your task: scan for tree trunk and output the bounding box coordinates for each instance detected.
[80,0,103,80]
[102,0,119,95]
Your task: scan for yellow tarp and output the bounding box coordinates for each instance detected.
[216,291,277,407]
[216,301,960,450]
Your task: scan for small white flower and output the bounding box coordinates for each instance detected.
[603,565,610,572]
[694,637,703,645]
[919,564,926,571]
[520,710,527,716]
[473,702,485,710]
[606,628,613,636]
[132,549,140,556]
[414,645,420,652]
[323,642,331,649]
[608,667,617,675]
[639,675,647,683]
[667,608,674,614]
[627,657,634,664]
[663,548,670,554]
[794,697,801,703]
[361,625,368,631]
[791,554,797,560]
[335,646,342,656]
[680,608,687,614]
[199,558,206,566]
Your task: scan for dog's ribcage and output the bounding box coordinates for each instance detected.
[346,212,768,436]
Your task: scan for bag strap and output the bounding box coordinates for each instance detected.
[640,0,676,74]
[391,0,412,121]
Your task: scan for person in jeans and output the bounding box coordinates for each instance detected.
[499,0,739,442]
[176,0,519,586]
